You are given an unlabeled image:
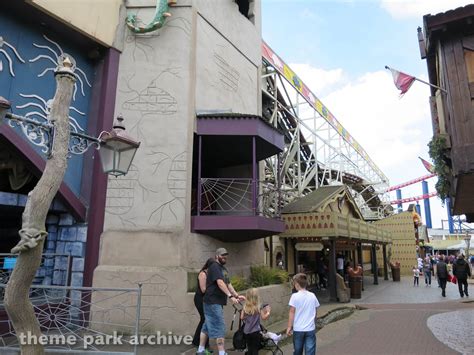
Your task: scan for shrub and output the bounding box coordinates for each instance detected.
[249,265,289,287]
[428,135,451,201]
[230,275,248,292]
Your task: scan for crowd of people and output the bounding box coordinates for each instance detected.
[193,248,320,355]
[192,247,471,354]
[413,253,472,297]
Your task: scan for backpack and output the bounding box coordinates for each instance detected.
[232,322,246,350]
[231,307,246,350]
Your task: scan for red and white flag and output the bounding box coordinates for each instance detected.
[387,67,416,96]
[419,157,435,174]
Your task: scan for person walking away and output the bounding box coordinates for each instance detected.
[412,265,420,286]
[197,248,245,355]
[433,254,440,287]
[240,288,271,355]
[287,273,320,355]
[423,257,432,286]
[417,257,423,274]
[453,254,471,297]
[193,258,215,349]
[436,255,449,297]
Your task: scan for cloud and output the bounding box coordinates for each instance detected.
[289,62,451,226]
[290,63,345,96]
[321,70,431,171]
[380,0,473,19]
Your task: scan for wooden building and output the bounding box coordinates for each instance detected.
[279,185,391,301]
[421,5,474,220]
[374,211,419,276]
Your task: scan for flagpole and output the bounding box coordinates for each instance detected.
[385,66,447,94]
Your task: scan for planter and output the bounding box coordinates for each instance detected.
[349,276,362,299]
[391,267,400,282]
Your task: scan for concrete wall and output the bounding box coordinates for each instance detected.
[91,281,290,335]
[30,0,123,47]
[94,0,266,334]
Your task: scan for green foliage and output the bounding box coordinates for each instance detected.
[230,267,289,291]
[428,135,451,201]
[230,275,248,292]
[249,265,289,287]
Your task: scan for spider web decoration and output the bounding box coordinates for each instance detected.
[0,285,141,354]
[200,178,253,214]
[199,178,281,217]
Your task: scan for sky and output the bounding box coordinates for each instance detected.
[261,0,473,230]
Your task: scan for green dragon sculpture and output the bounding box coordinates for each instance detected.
[126,0,176,34]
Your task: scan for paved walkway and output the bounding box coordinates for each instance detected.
[278,276,474,355]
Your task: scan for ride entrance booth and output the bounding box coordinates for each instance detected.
[279,185,391,302]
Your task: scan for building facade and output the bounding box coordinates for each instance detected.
[1,0,289,336]
[421,5,474,221]
[91,0,287,334]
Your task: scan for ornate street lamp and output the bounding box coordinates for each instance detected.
[98,115,140,177]
[1,57,141,355]
[0,97,140,177]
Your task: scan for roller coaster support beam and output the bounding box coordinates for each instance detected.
[387,173,436,192]
[446,198,455,233]
[390,191,437,205]
[396,189,402,212]
[422,181,432,228]
[416,202,421,216]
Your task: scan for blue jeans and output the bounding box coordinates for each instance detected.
[201,303,225,339]
[424,271,431,285]
[293,330,316,355]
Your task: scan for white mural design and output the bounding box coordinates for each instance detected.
[29,35,92,100]
[16,93,86,133]
[0,36,25,77]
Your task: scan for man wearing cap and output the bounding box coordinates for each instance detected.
[197,248,245,355]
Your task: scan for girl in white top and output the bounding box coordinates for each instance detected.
[413,265,420,286]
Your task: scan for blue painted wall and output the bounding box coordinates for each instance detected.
[0,14,96,197]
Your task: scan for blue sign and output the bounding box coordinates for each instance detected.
[3,257,17,270]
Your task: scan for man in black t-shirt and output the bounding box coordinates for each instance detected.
[196,248,245,355]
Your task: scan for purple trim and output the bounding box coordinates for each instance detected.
[192,215,285,241]
[192,215,284,230]
[0,125,86,221]
[197,117,284,151]
[252,137,257,213]
[83,48,120,288]
[277,153,281,217]
[197,136,202,216]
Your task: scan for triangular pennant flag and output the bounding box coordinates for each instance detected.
[388,67,416,97]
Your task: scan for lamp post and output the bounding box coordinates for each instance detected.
[0,101,139,177]
[0,56,139,355]
[464,233,471,258]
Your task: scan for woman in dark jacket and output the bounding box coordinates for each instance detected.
[453,254,471,297]
[436,255,449,297]
[192,258,215,348]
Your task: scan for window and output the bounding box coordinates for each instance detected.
[236,0,255,22]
